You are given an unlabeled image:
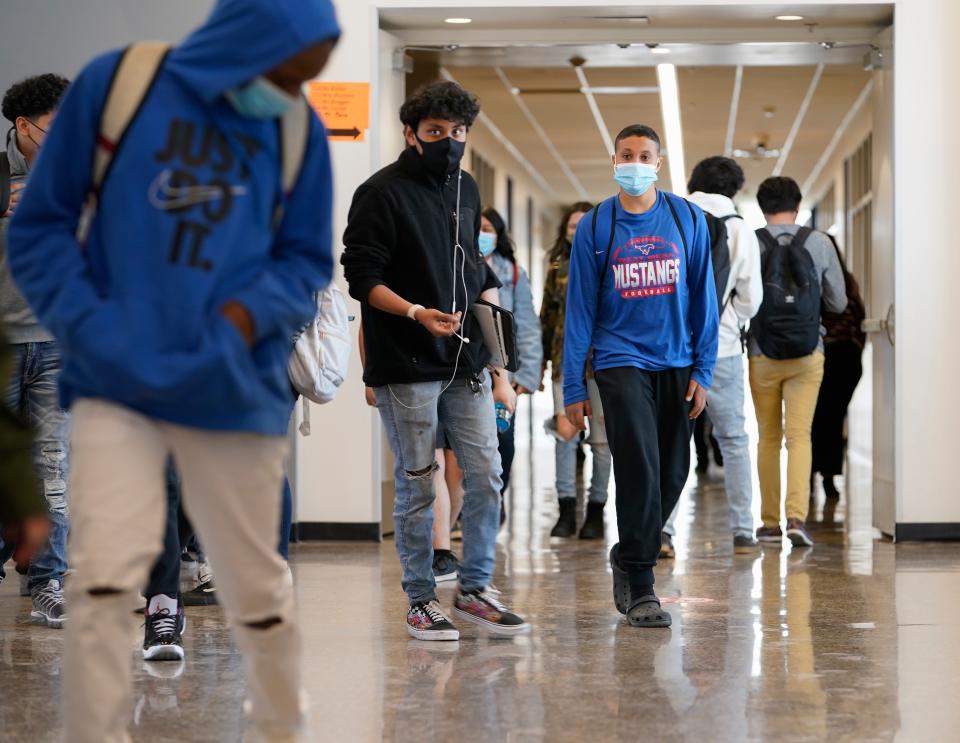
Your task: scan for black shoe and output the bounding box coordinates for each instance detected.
[454,587,529,636]
[182,562,217,607]
[659,532,676,559]
[710,436,724,468]
[756,526,783,543]
[822,475,840,500]
[432,550,460,583]
[143,597,185,661]
[609,545,630,615]
[550,498,577,538]
[733,535,759,554]
[578,502,605,540]
[30,579,67,628]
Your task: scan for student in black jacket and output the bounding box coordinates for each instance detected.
[342,81,528,641]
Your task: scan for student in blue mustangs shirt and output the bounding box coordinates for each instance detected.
[563,124,719,629]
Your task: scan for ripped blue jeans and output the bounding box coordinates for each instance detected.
[375,371,502,604]
[2,341,70,592]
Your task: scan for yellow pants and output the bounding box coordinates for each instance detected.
[749,353,825,526]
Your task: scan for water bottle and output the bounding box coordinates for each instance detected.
[495,402,513,433]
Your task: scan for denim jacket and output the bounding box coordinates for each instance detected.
[488,253,543,392]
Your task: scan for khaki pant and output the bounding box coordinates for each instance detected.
[749,353,825,526]
[64,399,301,743]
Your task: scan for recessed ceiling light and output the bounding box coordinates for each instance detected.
[444,18,472,24]
[650,47,672,55]
[775,15,805,21]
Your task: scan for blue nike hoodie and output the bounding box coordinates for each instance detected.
[7,0,340,436]
[563,190,719,406]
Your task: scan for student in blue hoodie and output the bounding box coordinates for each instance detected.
[563,124,719,629]
[6,1,340,740]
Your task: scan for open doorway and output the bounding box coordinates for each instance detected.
[375,3,895,540]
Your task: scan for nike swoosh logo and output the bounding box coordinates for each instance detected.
[148,169,248,211]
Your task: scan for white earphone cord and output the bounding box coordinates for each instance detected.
[389,167,471,410]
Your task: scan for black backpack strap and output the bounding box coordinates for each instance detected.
[664,195,689,264]
[792,226,814,251]
[0,151,9,216]
[755,227,780,253]
[721,213,742,223]
[591,198,617,289]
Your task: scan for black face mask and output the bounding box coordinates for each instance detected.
[416,135,465,178]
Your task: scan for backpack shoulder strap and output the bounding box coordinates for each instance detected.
[791,226,814,252]
[755,227,780,253]
[721,213,742,222]
[0,152,10,216]
[664,194,689,264]
[279,96,311,196]
[92,42,171,195]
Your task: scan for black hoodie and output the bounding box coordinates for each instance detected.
[342,147,499,387]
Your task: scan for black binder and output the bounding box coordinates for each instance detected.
[470,299,519,373]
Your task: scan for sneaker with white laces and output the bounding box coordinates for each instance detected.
[182,561,217,606]
[406,600,459,641]
[30,579,67,628]
[143,594,185,661]
[453,587,530,637]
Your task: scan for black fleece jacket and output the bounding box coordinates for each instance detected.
[341,147,499,387]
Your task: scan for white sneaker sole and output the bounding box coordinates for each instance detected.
[406,624,460,642]
[143,644,185,661]
[452,607,530,637]
[30,611,66,629]
[434,571,458,583]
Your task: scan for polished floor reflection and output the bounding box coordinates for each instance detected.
[2,393,960,742]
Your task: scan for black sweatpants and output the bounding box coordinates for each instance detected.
[595,366,694,589]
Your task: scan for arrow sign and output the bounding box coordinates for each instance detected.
[327,127,361,139]
[307,82,370,143]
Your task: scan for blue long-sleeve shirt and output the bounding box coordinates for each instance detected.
[562,191,719,406]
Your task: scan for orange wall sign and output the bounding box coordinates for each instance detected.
[307,82,370,142]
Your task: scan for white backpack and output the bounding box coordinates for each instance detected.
[81,42,351,433]
[289,285,352,434]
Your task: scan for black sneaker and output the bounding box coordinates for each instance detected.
[182,562,217,606]
[733,535,759,554]
[659,532,676,559]
[756,526,783,543]
[31,579,67,628]
[786,518,814,547]
[407,600,459,641]
[454,587,529,636]
[578,502,605,540]
[432,550,460,583]
[143,598,185,661]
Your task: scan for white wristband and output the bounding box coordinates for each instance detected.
[406,304,424,322]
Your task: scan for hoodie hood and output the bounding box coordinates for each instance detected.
[167,0,341,102]
[4,129,29,176]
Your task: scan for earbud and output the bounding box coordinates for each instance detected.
[454,333,471,344]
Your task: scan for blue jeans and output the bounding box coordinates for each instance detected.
[2,341,70,592]
[555,438,612,504]
[664,355,754,538]
[375,372,502,604]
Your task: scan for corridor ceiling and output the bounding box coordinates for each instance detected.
[384,4,891,205]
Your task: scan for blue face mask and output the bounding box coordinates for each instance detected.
[614,162,659,197]
[225,77,298,119]
[478,232,497,258]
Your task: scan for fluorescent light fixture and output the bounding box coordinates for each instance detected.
[656,63,687,197]
[588,86,659,95]
[650,47,672,55]
[444,17,472,24]
[775,15,804,21]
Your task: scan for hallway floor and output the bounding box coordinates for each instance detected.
[2,395,959,741]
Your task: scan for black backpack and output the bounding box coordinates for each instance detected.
[752,227,821,359]
[703,211,741,315]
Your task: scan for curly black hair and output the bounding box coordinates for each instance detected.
[399,81,480,131]
[687,156,745,199]
[2,74,70,124]
[757,176,803,215]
